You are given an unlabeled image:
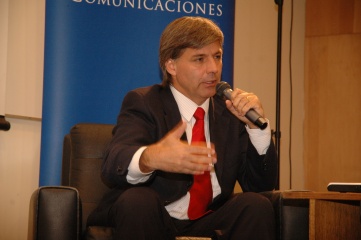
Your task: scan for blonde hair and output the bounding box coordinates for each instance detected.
[159,16,224,86]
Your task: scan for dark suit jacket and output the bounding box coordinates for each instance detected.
[88,84,277,225]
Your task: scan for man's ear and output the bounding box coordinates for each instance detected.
[165,59,176,76]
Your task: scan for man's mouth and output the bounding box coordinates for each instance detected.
[203,80,217,86]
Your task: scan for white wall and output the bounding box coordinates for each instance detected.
[2,0,44,118]
[0,0,44,239]
[0,0,9,115]
[0,0,305,239]
[0,119,41,239]
[234,0,305,190]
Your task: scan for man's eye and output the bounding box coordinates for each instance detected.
[196,57,204,62]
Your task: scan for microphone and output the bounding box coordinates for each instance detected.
[216,81,268,130]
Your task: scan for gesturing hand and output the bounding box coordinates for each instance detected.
[139,120,217,175]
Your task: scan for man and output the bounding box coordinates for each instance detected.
[88,16,278,239]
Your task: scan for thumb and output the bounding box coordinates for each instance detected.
[170,120,187,140]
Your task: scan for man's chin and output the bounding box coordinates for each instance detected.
[204,91,216,99]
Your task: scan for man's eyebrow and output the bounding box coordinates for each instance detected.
[191,53,206,58]
[191,50,222,58]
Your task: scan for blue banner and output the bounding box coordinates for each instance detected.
[40,0,235,186]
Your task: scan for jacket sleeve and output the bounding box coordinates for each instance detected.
[238,138,278,192]
[101,90,159,187]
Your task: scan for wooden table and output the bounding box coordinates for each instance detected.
[281,191,361,240]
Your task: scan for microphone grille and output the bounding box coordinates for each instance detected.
[216,81,231,97]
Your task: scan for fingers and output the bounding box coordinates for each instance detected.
[161,141,216,174]
[149,143,215,175]
[188,143,217,171]
[170,121,216,165]
[225,88,264,124]
[231,89,255,115]
[143,120,217,175]
[180,155,215,175]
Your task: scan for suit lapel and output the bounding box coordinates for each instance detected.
[209,97,231,184]
[159,85,187,141]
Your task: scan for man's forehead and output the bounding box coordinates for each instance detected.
[187,43,223,55]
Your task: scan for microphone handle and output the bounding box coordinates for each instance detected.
[223,89,268,130]
[245,110,268,130]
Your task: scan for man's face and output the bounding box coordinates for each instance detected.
[165,41,223,105]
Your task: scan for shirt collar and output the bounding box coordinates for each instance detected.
[170,85,209,122]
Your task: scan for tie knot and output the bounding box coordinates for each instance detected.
[194,107,205,121]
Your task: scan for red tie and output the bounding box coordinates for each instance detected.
[188,107,212,220]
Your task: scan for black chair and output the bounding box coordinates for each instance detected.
[28,123,309,240]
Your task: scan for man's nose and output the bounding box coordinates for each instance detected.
[206,59,219,74]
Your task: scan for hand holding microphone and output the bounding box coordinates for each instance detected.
[216,81,268,130]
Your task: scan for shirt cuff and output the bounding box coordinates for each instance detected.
[126,146,153,184]
[245,119,271,155]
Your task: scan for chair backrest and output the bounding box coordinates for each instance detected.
[62,123,114,233]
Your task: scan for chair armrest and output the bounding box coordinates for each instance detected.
[28,186,81,240]
[260,191,309,240]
